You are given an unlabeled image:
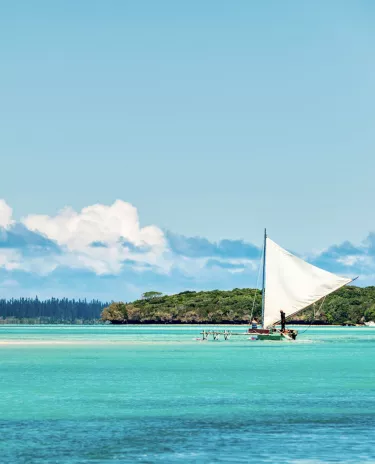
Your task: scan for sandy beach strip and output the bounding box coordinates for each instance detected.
[0,339,197,346]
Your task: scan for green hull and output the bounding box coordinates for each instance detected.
[254,331,297,341]
[256,333,283,341]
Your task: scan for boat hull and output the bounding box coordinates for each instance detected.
[256,333,283,341]
[249,329,298,341]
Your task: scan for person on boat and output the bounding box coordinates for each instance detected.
[251,318,258,330]
[280,310,286,332]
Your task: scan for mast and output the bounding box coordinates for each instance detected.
[261,228,267,329]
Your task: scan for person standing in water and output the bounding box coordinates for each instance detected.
[280,310,286,332]
[251,317,258,330]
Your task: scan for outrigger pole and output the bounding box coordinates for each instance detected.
[261,228,267,329]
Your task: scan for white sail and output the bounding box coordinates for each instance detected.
[263,237,352,328]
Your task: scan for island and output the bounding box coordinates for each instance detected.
[101,286,375,326]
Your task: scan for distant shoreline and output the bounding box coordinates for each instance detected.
[0,322,369,327]
[2,286,372,326]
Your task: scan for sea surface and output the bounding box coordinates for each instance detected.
[0,325,375,464]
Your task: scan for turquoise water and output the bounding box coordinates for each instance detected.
[0,326,375,463]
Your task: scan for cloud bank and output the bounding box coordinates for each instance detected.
[0,198,373,301]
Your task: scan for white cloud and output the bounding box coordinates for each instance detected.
[1,197,373,288]
[0,249,60,275]
[23,200,165,250]
[337,255,361,267]
[0,199,14,228]
[0,198,264,279]
[0,249,21,271]
[336,254,374,269]
[22,200,169,275]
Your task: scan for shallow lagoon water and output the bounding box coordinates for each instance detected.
[0,325,375,463]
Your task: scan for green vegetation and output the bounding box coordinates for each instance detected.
[101,286,375,325]
[2,286,375,325]
[0,297,108,324]
[142,291,163,300]
[102,288,261,324]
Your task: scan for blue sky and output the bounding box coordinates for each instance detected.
[1,1,375,300]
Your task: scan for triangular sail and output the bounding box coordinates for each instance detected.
[263,238,352,328]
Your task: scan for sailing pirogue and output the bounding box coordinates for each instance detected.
[202,230,356,341]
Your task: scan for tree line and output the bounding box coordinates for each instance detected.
[0,297,108,324]
[1,286,375,325]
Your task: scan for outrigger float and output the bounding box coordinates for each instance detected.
[201,230,356,342]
